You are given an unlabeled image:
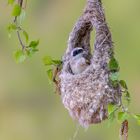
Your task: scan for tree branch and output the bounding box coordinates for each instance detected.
[17,30,25,50]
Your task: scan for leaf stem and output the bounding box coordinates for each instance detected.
[13,0,26,51]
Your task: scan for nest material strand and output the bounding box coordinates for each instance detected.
[59,0,121,127]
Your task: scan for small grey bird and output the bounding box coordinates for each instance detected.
[69,47,90,74]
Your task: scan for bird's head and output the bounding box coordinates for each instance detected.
[71,48,84,57]
[69,47,90,74]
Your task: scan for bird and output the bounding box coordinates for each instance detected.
[69,47,91,74]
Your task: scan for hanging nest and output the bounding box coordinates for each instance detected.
[58,0,121,127]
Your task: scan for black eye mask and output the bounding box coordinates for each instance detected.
[72,49,83,56]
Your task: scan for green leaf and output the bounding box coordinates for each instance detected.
[124,91,131,105]
[133,114,140,120]
[23,31,29,43]
[43,56,62,67]
[27,40,39,56]
[14,50,26,63]
[52,60,62,65]
[108,103,116,115]
[108,57,119,71]
[8,0,14,5]
[108,112,115,126]
[107,104,119,126]
[47,69,53,81]
[26,48,38,57]
[111,81,119,88]
[29,40,39,48]
[109,72,119,81]
[18,9,26,24]
[43,56,54,65]
[108,112,115,121]
[119,80,128,90]
[7,23,17,38]
[12,4,21,16]
[7,23,17,32]
[133,114,140,125]
[118,112,129,122]
[26,50,31,57]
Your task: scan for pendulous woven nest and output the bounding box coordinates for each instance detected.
[59,0,121,127]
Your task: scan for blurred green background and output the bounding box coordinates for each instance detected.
[0,0,140,140]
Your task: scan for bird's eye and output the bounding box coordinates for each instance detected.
[72,48,83,56]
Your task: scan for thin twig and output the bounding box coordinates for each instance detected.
[18,0,23,7]
[17,30,25,50]
[14,0,26,50]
